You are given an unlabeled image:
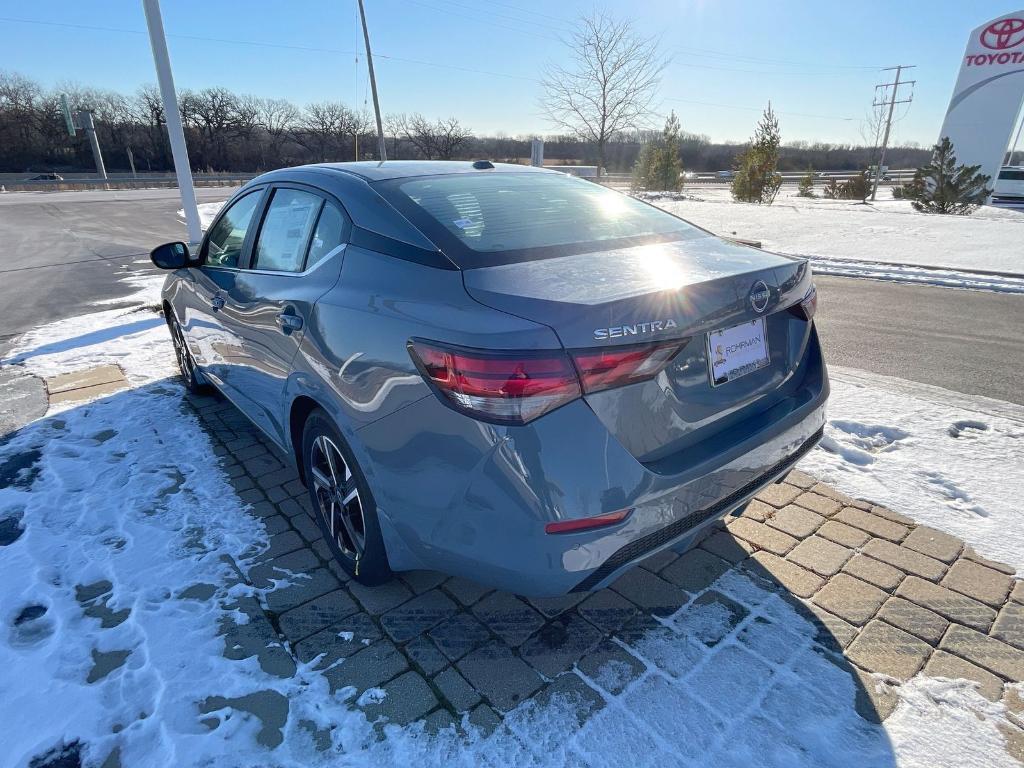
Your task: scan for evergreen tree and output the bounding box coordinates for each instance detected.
[904,137,992,215]
[840,171,870,202]
[797,167,815,198]
[633,111,684,191]
[731,103,782,204]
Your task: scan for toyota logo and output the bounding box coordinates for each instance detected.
[980,18,1024,50]
[749,281,770,313]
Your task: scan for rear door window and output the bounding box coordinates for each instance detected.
[253,188,323,272]
[204,191,261,268]
[305,202,348,270]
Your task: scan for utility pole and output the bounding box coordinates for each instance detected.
[357,0,387,162]
[127,146,138,178]
[142,0,202,244]
[870,65,916,201]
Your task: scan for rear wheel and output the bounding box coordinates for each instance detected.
[168,313,210,393]
[301,408,392,585]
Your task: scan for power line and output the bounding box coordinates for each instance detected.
[672,45,883,70]
[393,0,563,42]
[668,59,879,77]
[0,15,538,83]
[0,16,359,55]
[662,97,856,122]
[413,0,573,35]
[485,0,574,24]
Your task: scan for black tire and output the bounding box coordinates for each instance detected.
[301,408,392,586]
[167,312,211,394]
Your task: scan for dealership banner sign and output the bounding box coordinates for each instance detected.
[939,11,1024,200]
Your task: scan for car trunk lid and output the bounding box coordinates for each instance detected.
[462,234,815,463]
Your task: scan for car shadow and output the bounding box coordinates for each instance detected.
[0,380,899,767]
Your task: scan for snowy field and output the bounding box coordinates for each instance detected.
[2,268,1023,766]
[647,188,1024,278]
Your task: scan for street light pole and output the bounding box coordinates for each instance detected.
[142,0,202,244]
[357,0,387,162]
[77,111,108,181]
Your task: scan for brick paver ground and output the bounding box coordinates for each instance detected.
[185,390,1024,750]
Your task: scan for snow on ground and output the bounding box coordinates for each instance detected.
[801,258,1024,294]
[802,365,1024,574]
[648,187,1024,282]
[2,305,1022,766]
[178,201,224,232]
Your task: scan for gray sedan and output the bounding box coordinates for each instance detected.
[151,161,827,596]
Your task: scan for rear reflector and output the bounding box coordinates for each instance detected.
[407,339,581,424]
[801,284,818,319]
[571,341,684,394]
[790,284,818,320]
[545,508,633,535]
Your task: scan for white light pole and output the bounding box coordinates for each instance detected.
[142,0,202,244]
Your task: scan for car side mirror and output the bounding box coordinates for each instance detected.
[150,241,190,270]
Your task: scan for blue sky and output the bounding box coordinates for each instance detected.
[1,1,1021,145]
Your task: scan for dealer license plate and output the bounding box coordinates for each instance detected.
[707,318,770,386]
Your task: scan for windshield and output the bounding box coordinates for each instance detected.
[375,171,698,267]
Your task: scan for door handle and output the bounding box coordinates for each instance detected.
[275,311,303,333]
[210,294,225,312]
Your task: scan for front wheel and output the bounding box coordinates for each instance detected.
[302,408,393,585]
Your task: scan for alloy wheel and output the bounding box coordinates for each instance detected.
[170,317,196,386]
[309,435,366,563]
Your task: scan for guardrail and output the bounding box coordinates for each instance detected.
[0,174,256,193]
[598,171,914,189]
[0,169,915,193]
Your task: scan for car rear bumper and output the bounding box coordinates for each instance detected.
[355,332,829,597]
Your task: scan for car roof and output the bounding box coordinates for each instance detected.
[295,160,557,182]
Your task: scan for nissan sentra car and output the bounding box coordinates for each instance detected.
[150,161,827,596]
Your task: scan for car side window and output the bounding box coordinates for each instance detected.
[305,202,347,271]
[253,189,323,273]
[204,191,261,268]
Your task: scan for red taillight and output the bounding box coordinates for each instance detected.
[408,338,685,424]
[545,507,633,534]
[571,341,684,394]
[408,339,581,424]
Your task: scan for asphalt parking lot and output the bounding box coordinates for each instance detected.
[0,187,229,345]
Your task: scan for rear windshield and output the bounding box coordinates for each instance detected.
[374,172,697,267]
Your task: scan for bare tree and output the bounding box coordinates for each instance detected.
[298,101,366,161]
[253,97,299,167]
[132,85,169,170]
[180,87,255,170]
[349,110,373,159]
[397,113,472,159]
[859,105,886,166]
[540,11,664,177]
[384,112,406,159]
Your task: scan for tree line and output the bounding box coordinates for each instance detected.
[0,68,929,175]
